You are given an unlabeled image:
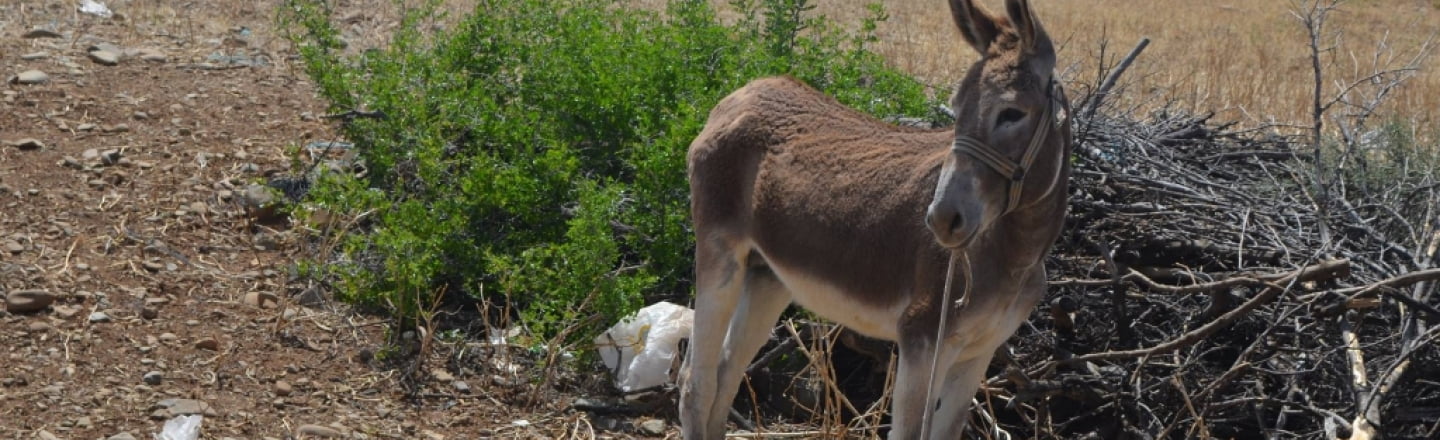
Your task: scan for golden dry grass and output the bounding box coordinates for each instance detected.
[845,0,1440,132]
[638,0,1440,136]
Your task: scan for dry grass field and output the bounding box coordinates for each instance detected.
[641,0,1440,137]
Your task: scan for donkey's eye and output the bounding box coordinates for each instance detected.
[995,108,1027,127]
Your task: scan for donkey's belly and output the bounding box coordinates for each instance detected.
[764,260,906,341]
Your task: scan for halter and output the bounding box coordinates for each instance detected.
[950,79,1065,215]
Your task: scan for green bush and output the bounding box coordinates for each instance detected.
[280,0,938,340]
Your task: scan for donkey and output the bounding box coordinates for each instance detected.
[680,0,1071,438]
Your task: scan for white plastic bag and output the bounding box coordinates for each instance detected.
[594,301,694,392]
[79,0,113,18]
[154,415,202,440]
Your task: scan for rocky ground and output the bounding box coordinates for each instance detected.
[1,1,662,439]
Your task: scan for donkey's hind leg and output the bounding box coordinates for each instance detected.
[704,265,793,434]
[681,241,748,440]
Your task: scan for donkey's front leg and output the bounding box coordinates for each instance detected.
[927,352,995,438]
[889,333,958,440]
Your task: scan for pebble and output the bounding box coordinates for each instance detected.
[140,307,159,320]
[20,52,49,61]
[103,123,130,133]
[142,371,163,385]
[638,418,667,436]
[100,149,123,165]
[243,291,279,309]
[61,156,84,169]
[159,332,178,343]
[3,241,23,254]
[142,260,164,272]
[453,380,471,394]
[427,368,454,382]
[83,149,101,161]
[194,338,219,350]
[6,138,45,151]
[23,29,64,39]
[89,50,121,66]
[108,433,138,440]
[6,138,44,151]
[296,424,344,438]
[6,287,53,313]
[78,123,97,131]
[242,184,280,221]
[12,70,49,84]
[54,305,81,319]
[275,380,292,396]
[89,311,112,323]
[27,321,52,333]
[296,287,325,307]
[135,48,168,63]
[150,398,209,419]
[36,430,60,440]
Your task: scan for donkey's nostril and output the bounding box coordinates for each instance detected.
[947,213,964,235]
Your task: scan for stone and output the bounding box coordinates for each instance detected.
[12,70,49,84]
[54,305,81,319]
[36,430,60,440]
[60,156,84,169]
[78,123,97,131]
[100,149,122,166]
[453,380,471,394]
[103,123,130,133]
[23,29,64,39]
[20,52,50,61]
[135,48,168,63]
[89,311,112,323]
[89,50,121,66]
[296,424,344,438]
[140,307,158,320]
[3,241,23,254]
[431,368,455,382]
[241,184,281,221]
[108,433,138,440]
[242,291,279,309]
[159,333,178,343]
[142,371,162,385]
[6,290,55,313]
[275,380,292,396]
[151,398,209,419]
[27,321,52,332]
[194,338,219,350]
[5,139,44,151]
[90,43,124,54]
[296,287,325,307]
[83,149,101,161]
[637,418,667,436]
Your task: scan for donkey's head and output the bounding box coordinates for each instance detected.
[925,0,1068,249]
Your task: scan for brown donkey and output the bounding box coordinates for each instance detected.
[680,0,1072,438]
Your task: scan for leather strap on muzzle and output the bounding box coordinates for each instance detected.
[951,81,1062,215]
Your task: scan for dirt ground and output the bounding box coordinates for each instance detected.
[1,1,646,439]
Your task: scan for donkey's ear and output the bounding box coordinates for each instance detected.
[1005,0,1052,56]
[949,0,1000,54]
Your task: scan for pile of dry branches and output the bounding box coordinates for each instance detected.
[990,104,1440,439]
